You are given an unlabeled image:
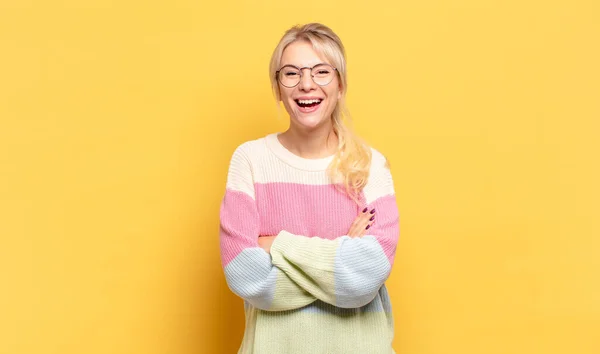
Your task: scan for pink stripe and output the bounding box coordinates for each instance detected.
[365,194,400,266]
[221,183,399,268]
[219,189,259,268]
[255,183,359,239]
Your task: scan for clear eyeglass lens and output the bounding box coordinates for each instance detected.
[311,64,334,86]
[279,67,301,87]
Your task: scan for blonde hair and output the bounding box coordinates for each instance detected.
[269,23,373,205]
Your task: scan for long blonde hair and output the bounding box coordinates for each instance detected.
[269,23,372,204]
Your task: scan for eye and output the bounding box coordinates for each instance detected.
[285,72,299,77]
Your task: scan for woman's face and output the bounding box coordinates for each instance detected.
[278,41,342,132]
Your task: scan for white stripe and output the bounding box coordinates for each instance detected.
[225,144,256,199]
[362,149,396,204]
[225,136,395,204]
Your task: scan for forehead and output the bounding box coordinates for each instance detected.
[280,40,330,67]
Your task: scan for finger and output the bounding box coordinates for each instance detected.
[356,224,372,238]
[347,220,360,238]
[349,208,376,237]
[348,208,368,237]
[358,210,376,236]
[357,210,375,227]
[350,220,369,238]
[356,208,370,223]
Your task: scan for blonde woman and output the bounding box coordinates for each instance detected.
[219,23,400,354]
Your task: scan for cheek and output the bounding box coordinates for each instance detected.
[279,93,297,114]
[325,89,340,111]
[325,84,340,101]
[280,100,294,115]
[283,91,295,104]
[326,99,338,115]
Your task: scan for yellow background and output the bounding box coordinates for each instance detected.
[1,0,599,353]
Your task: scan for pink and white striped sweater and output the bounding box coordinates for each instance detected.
[219,132,400,354]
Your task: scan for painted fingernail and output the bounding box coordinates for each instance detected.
[365,225,371,230]
[370,215,375,221]
[370,209,376,214]
[362,207,368,213]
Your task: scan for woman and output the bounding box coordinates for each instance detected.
[219,23,400,354]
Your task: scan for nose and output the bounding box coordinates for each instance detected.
[298,68,317,92]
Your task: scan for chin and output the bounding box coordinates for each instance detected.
[292,114,328,131]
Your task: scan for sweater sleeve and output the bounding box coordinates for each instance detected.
[219,145,317,311]
[269,154,400,308]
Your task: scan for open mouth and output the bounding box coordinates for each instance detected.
[295,98,323,113]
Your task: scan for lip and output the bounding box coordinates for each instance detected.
[295,96,324,100]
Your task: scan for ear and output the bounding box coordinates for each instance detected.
[338,83,343,100]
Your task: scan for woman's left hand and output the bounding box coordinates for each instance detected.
[258,235,277,253]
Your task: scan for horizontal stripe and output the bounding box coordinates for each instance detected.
[362,151,396,204]
[365,194,401,266]
[228,137,393,189]
[224,247,276,310]
[255,182,358,239]
[225,146,256,199]
[251,300,395,354]
[220,189,259,268]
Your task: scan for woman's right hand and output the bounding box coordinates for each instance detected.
[347,207,376,238]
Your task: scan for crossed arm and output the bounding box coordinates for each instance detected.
[219,147,400,311]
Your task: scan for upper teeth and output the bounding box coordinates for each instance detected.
[298,99,321,104]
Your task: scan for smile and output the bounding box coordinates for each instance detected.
[294,98,323,113]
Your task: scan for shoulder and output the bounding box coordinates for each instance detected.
[227,134,276,174]
[224,136,268,197]
[369,147,390,171]
[363,146,395,204]
[229,136,267,162]
[368,146,393,182]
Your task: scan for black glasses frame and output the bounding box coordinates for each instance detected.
[275,63,338,88]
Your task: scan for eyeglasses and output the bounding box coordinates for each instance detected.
[276,63,338,88]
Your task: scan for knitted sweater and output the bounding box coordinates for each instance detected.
[219,133,400,354]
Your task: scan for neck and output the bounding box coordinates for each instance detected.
[279,121,338,159]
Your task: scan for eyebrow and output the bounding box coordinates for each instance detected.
[279,62,330,68]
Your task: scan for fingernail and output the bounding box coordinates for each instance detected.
[362,207,368,213]
[365,225,371,230]
[370,215,375,221]
[370,209,376,214]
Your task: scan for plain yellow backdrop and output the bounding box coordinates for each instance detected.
[1,0,599,353]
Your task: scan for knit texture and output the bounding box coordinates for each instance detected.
[219,133,400,354]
